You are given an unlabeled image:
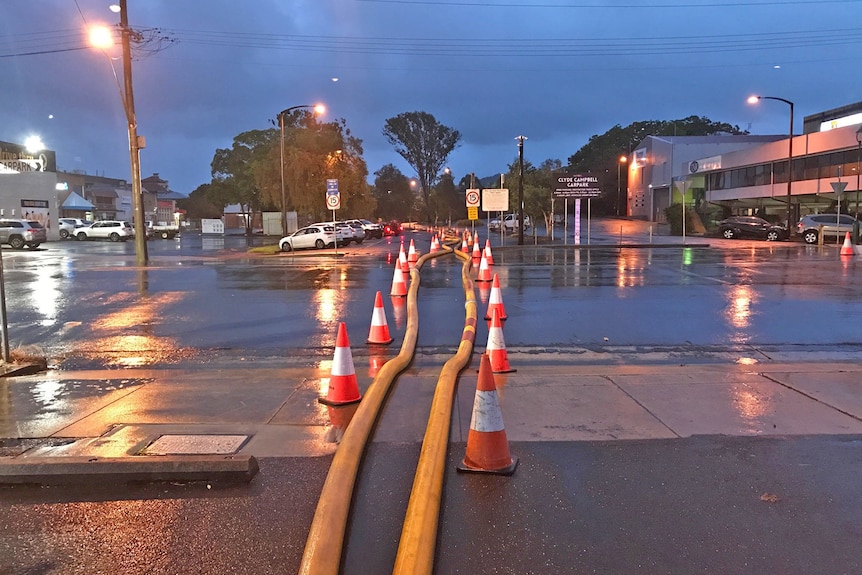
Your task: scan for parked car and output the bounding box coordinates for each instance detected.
[797,213,858,244]
[383,220,402,236]
[310,222,354,246]
[0,219,46,249]
[717,216,788,241]
[489,213,532,232]
[354,219,382,239]
[340,220,365,244]
[76,220,135,242]
[58,217,90,239]
[279,224,335,252]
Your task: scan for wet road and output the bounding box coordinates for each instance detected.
[4,222,862,574]
[1,227,860,368]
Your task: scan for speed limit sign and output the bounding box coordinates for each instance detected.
[465,189,480,207]
[326,193,341,210]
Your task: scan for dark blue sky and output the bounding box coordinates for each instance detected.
[3,0,860,194]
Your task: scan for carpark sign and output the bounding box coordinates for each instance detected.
[552,172,602,198]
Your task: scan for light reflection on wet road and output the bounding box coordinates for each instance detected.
[0,229,859,370]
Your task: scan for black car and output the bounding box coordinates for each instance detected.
[383,220,402,236]
[718,216,787,241]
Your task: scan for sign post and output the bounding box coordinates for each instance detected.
[326,179,340,253]
[481,188,509,244]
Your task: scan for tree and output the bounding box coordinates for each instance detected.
[566,116,747,216]
[176,183,223,220]
[371,164,414,221]
[382,111,461,221]
[210,129,277,234]
[429,169,461,225]
[501,158,562,232]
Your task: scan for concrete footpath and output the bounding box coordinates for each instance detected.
[3,353,862,481]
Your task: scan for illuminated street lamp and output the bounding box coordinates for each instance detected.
[617,155,628,216]
[91,1,148,265]
[748,95,794,233]
[277,104,325,234]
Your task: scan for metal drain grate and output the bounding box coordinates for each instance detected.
[140,434,249,456]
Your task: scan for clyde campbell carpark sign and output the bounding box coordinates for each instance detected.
[553,172,602,198]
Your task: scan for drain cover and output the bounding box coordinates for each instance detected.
[141,434,249,455]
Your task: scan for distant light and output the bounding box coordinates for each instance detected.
[747,95,761,104]
[773,65,781,69]
[109,4,121,13]
[331,77,339,82]
[313,104,326,115]
[48,114,54,119]
[24,136,44,153]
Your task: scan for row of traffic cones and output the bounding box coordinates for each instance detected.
[321,233,517,475]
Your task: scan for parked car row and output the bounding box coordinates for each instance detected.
[717,213,860,244]
[278,219,393,252]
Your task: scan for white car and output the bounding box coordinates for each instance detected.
[59,218,90,239]
[76,220,135,242]
[279,224,336,252]
[489,213,532,232]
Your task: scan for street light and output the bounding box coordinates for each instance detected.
[748,95,794,232]
[856,126,862,217]
[515,135,527,245]
[277,104,325,234]
[617,155,628,217]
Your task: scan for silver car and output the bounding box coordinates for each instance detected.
[797,214,857,244]
[76,220,135,242]
[0,219,46,249]
[279,224,335,252]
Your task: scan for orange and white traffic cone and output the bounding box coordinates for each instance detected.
[484,239,494,266]
[461,236,469,253]
[472,236,482,262]
[484,273,507,321]
[473,231,480,247]
[429,235,438,253]
[476,252,492,282]
[399,243,409,271]
[367,291,394,345]
[840,232,854,256]
[486,308,515,373]
[456,353,518,475]
[320,322,362,406]
[390,260,407,297]
[408,238,419,262]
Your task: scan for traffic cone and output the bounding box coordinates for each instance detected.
[486,308,515,373]
[390,260,407,297]
[367,291,394,345]
[484,239,494,266]
[472,237,482,262]
[461,236,469,253]
[840,232,854,256]
[429,235,438,253]
[476,252,492,282]
[408,238,418,262]
[320,322,362,406]
[457,353,518,475]
[473,231,480,247]
[484,273,507,321]
[399,244,409,271]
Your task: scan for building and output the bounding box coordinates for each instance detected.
[627,100,862,229]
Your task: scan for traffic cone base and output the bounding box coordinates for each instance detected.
[840,232,854,256]
[457,354,518,476]
[367,291,394,345]
[320,322,362,406]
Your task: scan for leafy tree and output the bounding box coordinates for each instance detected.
[176,183,223,220]
[371,164,414,220]
[210,129,277,234]
[501,158,562,232]
[382,111,461,221]
[429,169,461,226]
[566,116,747,216]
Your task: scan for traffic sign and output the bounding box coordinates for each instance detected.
[832,182,848,196]
[326,193,341,210]
[466,189,480,207]
[467,206,479,220]
[326,179,339,193]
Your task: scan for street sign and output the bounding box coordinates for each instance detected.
[465,189,480,207]
[832,182,848,196]
[482,188,509,212]
[467,206,479,221]
[326,179,341,210]
[552,172,602,198]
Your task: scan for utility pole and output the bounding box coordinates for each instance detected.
[515,135,527,245]
[119,0,148,265]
